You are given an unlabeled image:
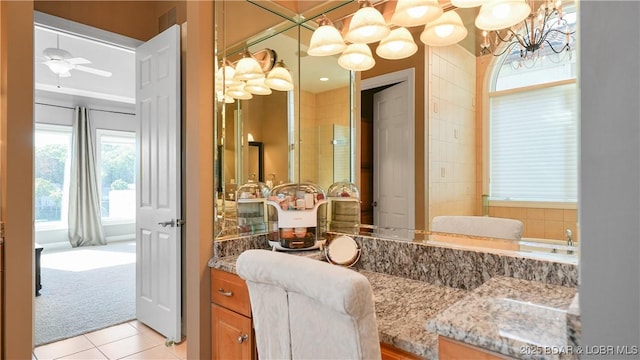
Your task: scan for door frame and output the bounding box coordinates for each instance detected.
[361,68,416,231]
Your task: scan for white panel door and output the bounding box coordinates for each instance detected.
[135,24,181,343]
[373,81,414,237]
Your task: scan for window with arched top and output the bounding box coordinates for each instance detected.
[487,11,578,204]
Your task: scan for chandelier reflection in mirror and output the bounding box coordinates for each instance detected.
[215,48,294,102]
[307,0,576,72]
[475,0,577,69]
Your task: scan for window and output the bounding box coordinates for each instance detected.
[35,124,72,227]
[97,129,136,222]
[489,31,578,203]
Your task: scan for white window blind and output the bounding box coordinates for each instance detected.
[490,82,577,202]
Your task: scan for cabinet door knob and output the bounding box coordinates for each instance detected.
[217,288,233,297]
[237,334,249,344]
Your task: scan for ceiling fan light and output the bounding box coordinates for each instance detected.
[45,60,73,75]
[233,54,265,81]
[391,0,443,27]
[345,4,390,44]
[475,0,531,31]
[376,27,418,60]
[245,78,273,95]
[450,0,484,8]
[308,24,347,56]
[265,60,294,91]
[338,43,375,71]
[420,10,468,46]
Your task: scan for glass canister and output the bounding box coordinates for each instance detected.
[265,182,327,250]
[235,181,271,234]
[327,181,361,234]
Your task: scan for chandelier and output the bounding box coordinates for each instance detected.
[473,0,576,65]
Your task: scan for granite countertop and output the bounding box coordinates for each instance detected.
[426,276,577,360]
[210,250,469,359]
[210,247,576,360]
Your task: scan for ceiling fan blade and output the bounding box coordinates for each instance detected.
[74,65,112,77]
[67,57,91,65]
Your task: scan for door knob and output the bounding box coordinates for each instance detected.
[237,334,249,344]
[372,201,377,207]
[158,220,175,227]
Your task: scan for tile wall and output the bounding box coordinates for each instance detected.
[428,44,477,221]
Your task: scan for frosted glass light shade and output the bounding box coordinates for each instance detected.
[376,27,418,60]
[338,43,375,71]
[216,65,240,87]
[475,0,531,31]
[265,61,294,91]
[451,0,484,8]
[308,24,347,56]
[420,10,468,46]
[391,0,442,27]
[245,78,272,95]
[227,83,253,100]
[233,55,265,81]
[216,90,235,103]
[345,5,390,44]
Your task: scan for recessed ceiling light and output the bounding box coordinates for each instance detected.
[320,77,329,82]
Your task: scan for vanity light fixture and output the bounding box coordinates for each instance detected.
[475,0,531,31]
[233,49,265,81]
[450,0,485,8]
[376,27,418,60]
[216,63,241,88]
[390,0,442,27]
[338,43,375,71]
[265,60,294,91]
[245,78,272,95]
[227,82,253,100]
[308,15,347,56]
[420,10,468,47]
[345,0,390,44]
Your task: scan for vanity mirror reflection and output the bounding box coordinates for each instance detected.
[214,0,579,262]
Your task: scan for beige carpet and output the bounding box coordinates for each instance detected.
[35,240,136,346]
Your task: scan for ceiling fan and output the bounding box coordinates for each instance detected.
[41,34,112,78]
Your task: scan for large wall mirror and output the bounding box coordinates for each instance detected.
[214,0,356,233]
[214,0,579,263]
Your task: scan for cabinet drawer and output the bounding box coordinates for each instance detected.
[211,268,251,317]
[381,343,425,360]
[439,336,512,360]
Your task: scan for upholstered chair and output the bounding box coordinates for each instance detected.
[236,249,382,360]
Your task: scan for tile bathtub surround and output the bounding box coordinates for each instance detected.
[353,235,578,290]
[426,276,578,360]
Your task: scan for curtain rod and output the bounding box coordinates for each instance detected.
[35,102,135,116]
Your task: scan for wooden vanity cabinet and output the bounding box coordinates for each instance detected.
[211,268,255,360]
[381,343,425,359]
[438,336,512,360]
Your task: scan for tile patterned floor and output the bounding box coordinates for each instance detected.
[33,320,187,360]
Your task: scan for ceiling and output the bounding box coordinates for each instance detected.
[34,25,135,104]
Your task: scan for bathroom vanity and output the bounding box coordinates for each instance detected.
[209,233,579,359]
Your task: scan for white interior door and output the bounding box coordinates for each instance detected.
[373,81,414,236]
[135,24,181,343]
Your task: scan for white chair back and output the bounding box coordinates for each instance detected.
[236,249,381,360]
[431,215,524,241]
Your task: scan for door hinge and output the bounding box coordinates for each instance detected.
[176,219,185,227]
